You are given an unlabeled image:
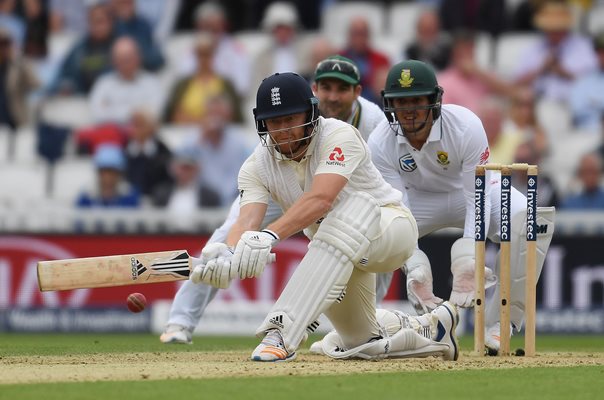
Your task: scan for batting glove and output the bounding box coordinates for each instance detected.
[189,243,235,288]
[232,230,279,279]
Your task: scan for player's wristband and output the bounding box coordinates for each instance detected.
[261,229,280,245]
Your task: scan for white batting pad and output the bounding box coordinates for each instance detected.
[313,191,381,265]
[255,192,381,352]
[321,314,447,360]
[486,207,556,329]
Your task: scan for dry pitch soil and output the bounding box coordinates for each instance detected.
[1,351,603,384]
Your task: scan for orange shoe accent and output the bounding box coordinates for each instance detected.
[261,346,288,359]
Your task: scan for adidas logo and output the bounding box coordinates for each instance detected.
[336,289,346,303]
[269,314,284,329]
[306,321,320,333]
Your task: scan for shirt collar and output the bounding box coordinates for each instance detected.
[395,116,443,146]
[347,100,361,128]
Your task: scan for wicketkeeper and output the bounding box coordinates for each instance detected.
[323,60,555,354]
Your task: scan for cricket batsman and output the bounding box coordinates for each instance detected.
[314,59,555,354]
[189,71,459,362]
[160,55,400,344]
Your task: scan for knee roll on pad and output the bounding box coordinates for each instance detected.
[313,191,381,266]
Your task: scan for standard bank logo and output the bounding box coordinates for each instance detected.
[399,154,417,172]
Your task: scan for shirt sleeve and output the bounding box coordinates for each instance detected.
[460,112,492,238]
[314,125,366,179]
[238,154,270,207]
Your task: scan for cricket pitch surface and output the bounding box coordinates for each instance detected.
[2,351,603,384]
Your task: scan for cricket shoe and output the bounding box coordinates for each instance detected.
[308,334,330,355]
[431,301,459,361]
[485,322,514,355]
[251,330,296,362]
[160,324,193,344]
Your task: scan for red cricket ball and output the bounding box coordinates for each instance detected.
[126,292,147,313]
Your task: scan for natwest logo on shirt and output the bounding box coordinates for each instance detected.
[328,147,345,162]
[479,147,490,165]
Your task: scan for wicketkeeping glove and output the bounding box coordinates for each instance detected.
[449,237,497,308]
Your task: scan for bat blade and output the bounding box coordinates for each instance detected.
[37,250,192,291]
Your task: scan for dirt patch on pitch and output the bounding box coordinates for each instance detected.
[1,351,603,384]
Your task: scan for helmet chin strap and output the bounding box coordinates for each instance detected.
[271,120,316,159]
[396,108,432,138]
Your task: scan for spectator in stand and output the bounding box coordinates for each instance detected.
[476,98,515,165]
[510,0,545,32]
[561,152,604,209]
[49,0,87,35]
[17,0,48,59]
[135,0,180,43]
[404,8,452,71]
[341,16,390,105]
[0,27,39,130]
[49,3,115,95]
[181,94,252,206]
[598,114,604,162]
[76,144,140,208]
[0,0,24,51]
[502,87,548,158]
[164,33,241,124]
[89,37,162,125]
[301,37,336,82]
[513,1,598,103]
[180,2,250,97]
[513,140,560,208]
[438,30,511,113]
[152,146,222,231]
[252,2,306,91]
[110,0,164,71]
[569,31,604,133]
[124,109,172,198]
[438,0,506,38]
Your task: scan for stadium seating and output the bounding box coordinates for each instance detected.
[388,2,425,45]
[494,33,541,78]
[51,158,96,204]
[587,5,604,35]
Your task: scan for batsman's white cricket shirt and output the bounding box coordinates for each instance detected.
[367,104,491,238]
[238,117,409,236]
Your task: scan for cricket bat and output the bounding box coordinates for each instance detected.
[37,250,194,291]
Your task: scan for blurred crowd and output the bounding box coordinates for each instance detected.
[1,0,604,232]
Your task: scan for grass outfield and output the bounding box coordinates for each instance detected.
[1,334,603,400]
